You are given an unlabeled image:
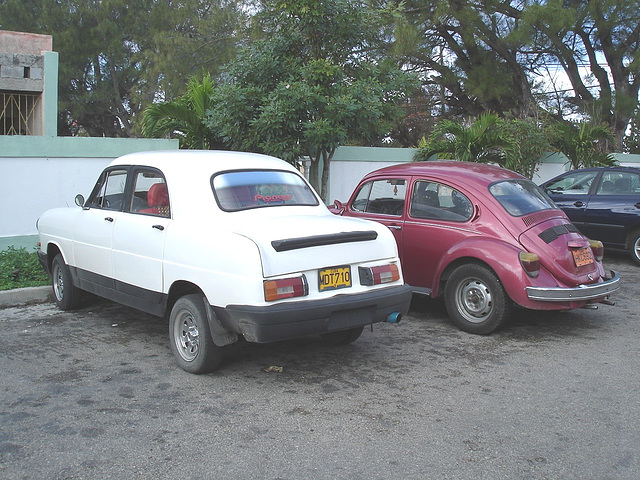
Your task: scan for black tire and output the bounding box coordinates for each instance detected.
[320,326,364,345]
[169,294,223,374]
[444,263,512,335]
[628,230,640,266]
[51,254,81,311]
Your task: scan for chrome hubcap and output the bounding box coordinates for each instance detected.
[174,311,200,362]
[53,264,64,301]
[456,278,493,323]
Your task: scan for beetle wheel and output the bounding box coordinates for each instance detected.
[444,263,511,334]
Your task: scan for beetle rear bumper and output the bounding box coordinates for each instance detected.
[215,284,413,343]
[525,270,621,302]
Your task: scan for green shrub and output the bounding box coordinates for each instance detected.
[0,246,50,291]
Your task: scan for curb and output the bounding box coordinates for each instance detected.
[0,286,53,308]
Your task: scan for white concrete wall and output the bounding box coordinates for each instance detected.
[2,146,639,250]
[2,156,111,240]
[0,135,178,249]
[329,160,406,203]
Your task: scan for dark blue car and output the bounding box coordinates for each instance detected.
[540,166,640,265]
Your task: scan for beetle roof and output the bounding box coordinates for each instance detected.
[109,150,300,177]
[363,161,525,188]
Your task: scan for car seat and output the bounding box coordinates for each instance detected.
[140,183,170,216]
[614,176,631,194]
[600,180,615,193]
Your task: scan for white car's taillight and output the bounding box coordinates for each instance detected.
[264,276,309,302]
[519,252,540,278]
[589,239,604,262]
[359,264,400,286]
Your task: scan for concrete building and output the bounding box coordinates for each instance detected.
[0,31,57,136]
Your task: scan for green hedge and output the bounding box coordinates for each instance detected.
[0,247,50,291]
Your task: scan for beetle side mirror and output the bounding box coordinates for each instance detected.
[329,200,346,215]
[75,194,86,208]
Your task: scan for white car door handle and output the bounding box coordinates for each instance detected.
[104,217,114,222]
[152,224,165,231]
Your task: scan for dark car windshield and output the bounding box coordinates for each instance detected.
[212,170,319,212]
[490,180,556,217]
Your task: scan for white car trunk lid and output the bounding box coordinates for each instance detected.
[232,214,394,277]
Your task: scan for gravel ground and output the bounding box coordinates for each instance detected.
[0,252,638,479]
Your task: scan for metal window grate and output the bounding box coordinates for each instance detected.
[1,92,40,135]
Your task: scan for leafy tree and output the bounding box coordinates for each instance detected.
[501,116,553,179]
[415,112,554,178]
[398,0,639,148]
[549,121,617,169]
[205,0,417,201]
[521,0,640,149]
[415,112,513,165]
[623,109,640,154]
[397,0,539,118]
[141,74,223,149]
[0,0,244,137]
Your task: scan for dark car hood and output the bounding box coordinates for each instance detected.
[517,214,601,286]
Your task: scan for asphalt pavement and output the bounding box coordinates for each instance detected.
[0,253,638,479]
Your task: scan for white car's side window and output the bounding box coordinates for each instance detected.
[87,169,128,210]
[131,170,170,217]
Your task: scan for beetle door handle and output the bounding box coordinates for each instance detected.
[105,217,114,222]
[573,201,584,207]
[388,225,402,230]
[152,224,165,231]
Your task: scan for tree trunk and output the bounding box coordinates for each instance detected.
[319,147,335,203]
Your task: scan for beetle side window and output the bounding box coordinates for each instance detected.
[409,180,473,222]
[545,171,598,195]
[86,169,128,210]
[596,171,640,195]
[351,179,406,216]
[131,170,170,217]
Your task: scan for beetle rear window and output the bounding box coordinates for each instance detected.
[490,180,556,217]
[212,170,319,211]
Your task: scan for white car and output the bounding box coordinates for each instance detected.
[37,151,411,373]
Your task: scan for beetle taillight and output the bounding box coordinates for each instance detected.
[589,239,604,262]
[264,276,308,302]
[519,252,540,278]
[358,264,400,286]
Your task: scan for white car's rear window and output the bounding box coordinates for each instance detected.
[212,170,319,211]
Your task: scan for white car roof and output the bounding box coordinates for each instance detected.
[109,150,300,178]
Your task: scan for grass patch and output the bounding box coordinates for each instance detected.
[0,246,50,291]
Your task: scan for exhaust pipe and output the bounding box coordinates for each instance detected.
[386,312,402,323]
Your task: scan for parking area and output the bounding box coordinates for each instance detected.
[0,253,638,479]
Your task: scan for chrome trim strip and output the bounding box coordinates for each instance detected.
[525,270,621,301]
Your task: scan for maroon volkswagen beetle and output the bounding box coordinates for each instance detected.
[331,161,621,334]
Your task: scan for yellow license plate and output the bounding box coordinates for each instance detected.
[319,266,352,292]
[572,247,594,267]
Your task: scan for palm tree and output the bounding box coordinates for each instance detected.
[415,112,513,165]
[141,74,221,149]
[550,121,616,169]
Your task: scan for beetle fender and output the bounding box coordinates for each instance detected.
[431,237,533,306]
